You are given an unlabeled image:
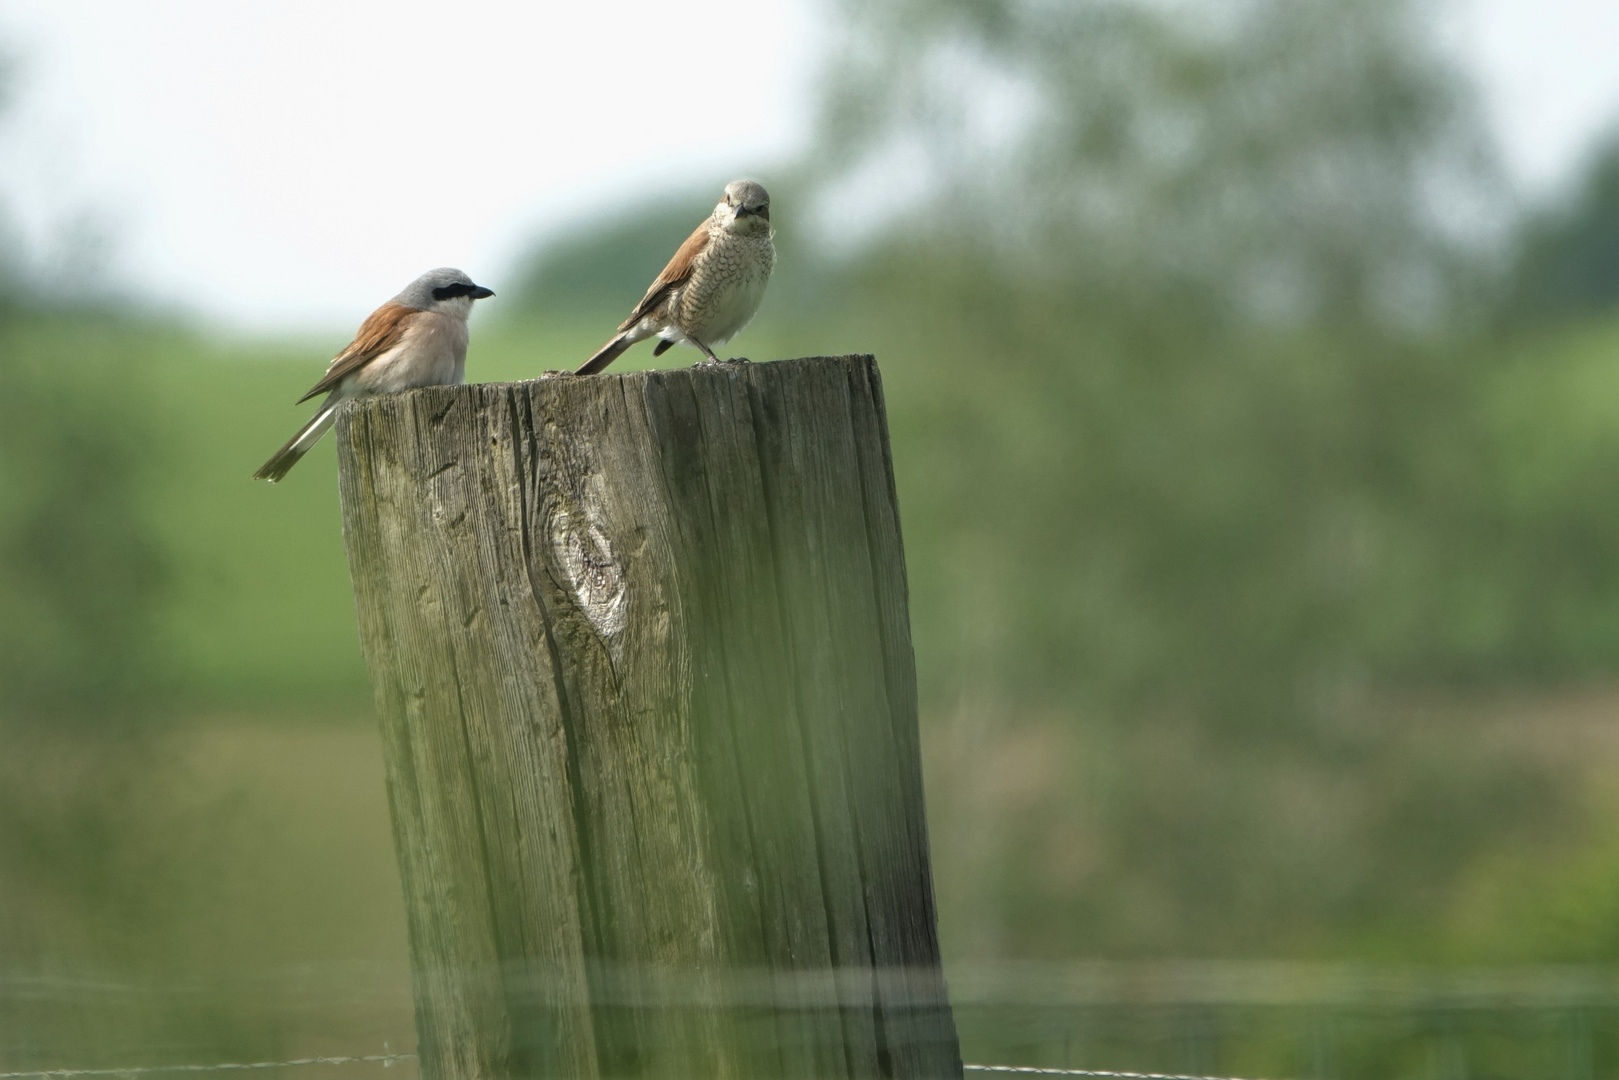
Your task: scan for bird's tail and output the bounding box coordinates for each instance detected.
[252,401,341,483]
[574,332,635,376]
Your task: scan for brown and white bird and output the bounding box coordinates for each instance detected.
[574,179,775,375]
[252,268,494,482]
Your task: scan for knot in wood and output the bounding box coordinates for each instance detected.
[549,508,628,639]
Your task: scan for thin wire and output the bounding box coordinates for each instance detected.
[966,1067,1284,1080]
[0,1055,416,1078]
[0,1054,1279,1080]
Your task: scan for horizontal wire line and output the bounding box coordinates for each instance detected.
[0,1054,1280,1080]
[0,1055,416,1078]
[965,1066,1285,1080]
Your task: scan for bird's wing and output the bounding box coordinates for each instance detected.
[616,222,711,332]
[296,303,418,403]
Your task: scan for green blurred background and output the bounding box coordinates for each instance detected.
[8,0,1619,1076]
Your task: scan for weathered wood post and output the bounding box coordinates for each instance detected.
[335,355,961,1079]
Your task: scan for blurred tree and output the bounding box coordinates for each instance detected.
[787,0,1580,959]
[1508,134,1619,322]
[814,0,1504,328]
[806,0,1512,723]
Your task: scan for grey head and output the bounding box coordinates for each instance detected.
[393,267,496,312]
[720,180,771,229]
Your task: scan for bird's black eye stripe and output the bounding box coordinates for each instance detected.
[432,283,474,300]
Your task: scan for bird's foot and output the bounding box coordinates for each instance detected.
[540,369,571,379]
[687,335,723,366]
[725,356,752,364]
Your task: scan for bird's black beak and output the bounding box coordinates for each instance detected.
[469,285,495,300]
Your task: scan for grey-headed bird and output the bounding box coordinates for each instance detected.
[253,268,494,482]
[574,179,775,376]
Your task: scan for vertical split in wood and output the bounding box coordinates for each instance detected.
[337,355,962,1079]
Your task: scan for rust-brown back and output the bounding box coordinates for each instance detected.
[297,302,419,404]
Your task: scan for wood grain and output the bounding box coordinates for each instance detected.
[336,355,962,1079]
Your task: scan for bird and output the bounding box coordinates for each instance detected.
[574,179,775,376]
[252,268,494,482]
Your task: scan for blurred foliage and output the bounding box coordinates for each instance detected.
[804,0,1532,721]
[814,0,1504,329]
[0,315,171,717]
[1508,134,1619,323]
[775,0,1615,960]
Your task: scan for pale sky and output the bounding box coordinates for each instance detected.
[0,0,1615,331]
[0,0,821,329]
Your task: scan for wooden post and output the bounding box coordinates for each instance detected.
[335,355,962,1080]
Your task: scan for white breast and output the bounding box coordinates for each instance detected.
[354,311,470,394]
[685,233,776,347]
[704,272,770,346]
